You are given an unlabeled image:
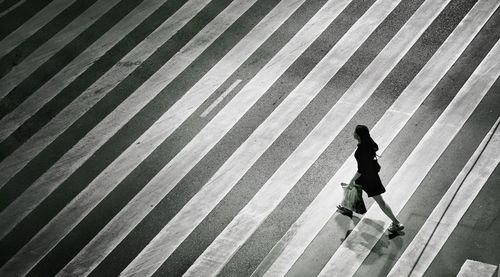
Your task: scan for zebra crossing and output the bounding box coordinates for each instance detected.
[0,0,172,140]
[0,0,122,98]
[258,0,500,274]
[0,0,213,189]
[318,39,500,277]
[0,0,257,241]
[0,0,499,276]
[388,118,500,276]
[0,0,78,57]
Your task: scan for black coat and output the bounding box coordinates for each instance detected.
[354,143,385,197]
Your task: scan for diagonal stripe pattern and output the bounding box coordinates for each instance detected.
[0,0,499,276]
[256,0,500,275]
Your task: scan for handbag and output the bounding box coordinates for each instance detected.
[340,182,367,214]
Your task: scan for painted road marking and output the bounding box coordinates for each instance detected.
[57,0,355,275]
[0,0,78,58]
[0,0,27,18]
[0,0,212,190]
[184,0,466,274]
[0,0,304,274]
[317,38,500,277]
[256,0,500,275]
[182,0,427,275]
[0,0,171,141]
[456,259,499,277]
[0,0,306,248]
[0,0,256,244]
[129,0,462,274]
[0,0,121,99]
[200,79,242,118]
[121,0,407,274]
[388,119,500,277]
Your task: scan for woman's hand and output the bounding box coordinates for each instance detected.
[350,172,361,185]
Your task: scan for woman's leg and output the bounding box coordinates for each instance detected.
[372,194,399,223]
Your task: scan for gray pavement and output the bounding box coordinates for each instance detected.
[0,0,499,276]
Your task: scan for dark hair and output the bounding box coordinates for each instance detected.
[355,125,378,152]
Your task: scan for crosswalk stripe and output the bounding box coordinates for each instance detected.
[200,79,242,118]
[0,0,171,142]
[457,260,500,277]
[133,0,467,275]
[0,0,275,275]
[0,0,303,254]
[0,0,27,18]
[0,0,212,190]
[0,0,185,238]
[121,0,407,273]
[256,1,500,275]
[0,0,259,253]
[0,0,303,243]
[0,0,78,58]
[183,0,434,275]
[0,1,496,276]
[55,0,355,275]
[317,38,500,277]
[0,0,123,100]
[387,118,500,276]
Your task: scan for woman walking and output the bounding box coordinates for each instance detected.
[338,125,404,232]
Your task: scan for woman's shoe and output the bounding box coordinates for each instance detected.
[388,222,404,232]
[336,205,353,216]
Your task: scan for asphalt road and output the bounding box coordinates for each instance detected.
[0,0,499,276]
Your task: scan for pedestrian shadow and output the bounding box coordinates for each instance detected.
[336,216,405,266]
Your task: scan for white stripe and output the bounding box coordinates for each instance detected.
[257,1,499,275]
[318,39,500,277]
[0,0,301,246]
[0,0,121,99]
[0,0,261,269]
[200,79,241,118]
[0,0,78,58]
[183,0,420,275]
[388,119,500,277]
[0,0,212,190]
[0,0,27,18]
[456,260,500,277]
[121,0,405,274]
[0,0,170,141]
[57,0,352,275]
[0,0,262,276]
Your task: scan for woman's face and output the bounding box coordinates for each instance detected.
[353,129,360,141]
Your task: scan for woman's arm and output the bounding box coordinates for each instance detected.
[350,171,361,185]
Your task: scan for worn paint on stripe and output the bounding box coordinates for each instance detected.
[0,0,122,99]
[200,79,242,118]
[318,39,500,277]
[388,119,500,277]
[0,0,212,190]
[257,1,500,275]
[58,0,353,276]
[0,0,170,141]
[0,0,78,58]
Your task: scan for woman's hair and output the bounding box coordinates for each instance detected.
[355,125,378,152]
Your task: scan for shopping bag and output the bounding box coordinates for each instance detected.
[340,182,366,214]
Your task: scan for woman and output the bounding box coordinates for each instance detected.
[338,125,404,232]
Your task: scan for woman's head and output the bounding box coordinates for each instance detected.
[354,125,378,151]
[354,125,370,142]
